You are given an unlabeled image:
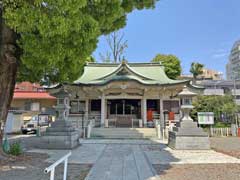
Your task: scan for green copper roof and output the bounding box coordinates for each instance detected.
[73,62,189,86]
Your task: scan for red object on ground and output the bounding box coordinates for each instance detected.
[147,109,153,121]
[169,111,175,120]
[238,128,240,137]
[13,91,56,100]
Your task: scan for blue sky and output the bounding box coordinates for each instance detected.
[93,0,240,77]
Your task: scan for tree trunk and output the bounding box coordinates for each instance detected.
[192,75,197,85]
[0,7,19,156]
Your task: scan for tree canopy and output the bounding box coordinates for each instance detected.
[4,0,158,83]
[151,54,181,79]
[191,95,240,123]
[190,62,204,84]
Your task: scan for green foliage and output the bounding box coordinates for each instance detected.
[4,0,158,83]
[8,142,22,156]
[151,54,181,79]
[191,95,240,122]
[2,137,10,153]
[190,62,204,78]
[213,122,231,128]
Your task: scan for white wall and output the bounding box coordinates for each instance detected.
[204,89,224,96]
[5,112,23,133]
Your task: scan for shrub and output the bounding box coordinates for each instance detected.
[213,122,231,128]
[9,142,22,156]
[191,95,240,123]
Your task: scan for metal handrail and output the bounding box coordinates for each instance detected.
[44,151,72,180]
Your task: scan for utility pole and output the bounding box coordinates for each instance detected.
[233,70,239,104]
[232,70,239,134]
[234,77,236,100]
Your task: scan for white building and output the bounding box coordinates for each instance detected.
[199,80,240,105]
[226,40,240,80]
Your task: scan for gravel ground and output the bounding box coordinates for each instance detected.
[210,137,240,158]
[154,164,240,180]
[0,152,91,180]
[153,137,240,180]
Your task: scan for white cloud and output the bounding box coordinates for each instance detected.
[212,52,228,58]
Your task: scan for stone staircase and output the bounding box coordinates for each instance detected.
[90,128,157,139]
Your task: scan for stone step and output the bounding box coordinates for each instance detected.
[92,128,157,131]
[91,133,156,136]
[92,129,156,133]
[91,134,157,137]
[91,136,156,139]
[93,128,156,132]
[91,128,157,139]
[92,127,156,131]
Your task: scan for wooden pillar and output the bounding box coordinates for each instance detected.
[101,95,105,127]
[123,100,125,115]
[85,99,89,120]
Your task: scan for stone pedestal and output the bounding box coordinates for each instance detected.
[37,88,80,149]
[168,86,210,150]
[39,120,80,149]
[168,120,210,150]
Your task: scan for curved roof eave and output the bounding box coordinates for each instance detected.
[187,84,205,90]
[68,79,190,87]
[44,83,63,89]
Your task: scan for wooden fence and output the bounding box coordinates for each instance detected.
[208,127,232,137]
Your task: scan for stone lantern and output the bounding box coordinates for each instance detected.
[40,88,79,149]
[54,88,71,122]
[168,86,210,150]
[178,87,196,121]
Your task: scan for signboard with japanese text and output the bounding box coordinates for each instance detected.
[198,112,214,125]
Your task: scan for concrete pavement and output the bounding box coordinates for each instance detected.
[28,139,240,180]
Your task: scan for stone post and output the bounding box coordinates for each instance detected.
[159,99,164,139]
[101,95,105,127]
[142,98,147,127]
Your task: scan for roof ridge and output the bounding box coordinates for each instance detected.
[93,63,154,81]
[87,62,163,67]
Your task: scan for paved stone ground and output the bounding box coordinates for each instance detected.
[27,138,240,180]
[145,146,240,164]
[29,143,106,164]
[29,143,159,180]
[4,137,240,180]
[85,144,158,180]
